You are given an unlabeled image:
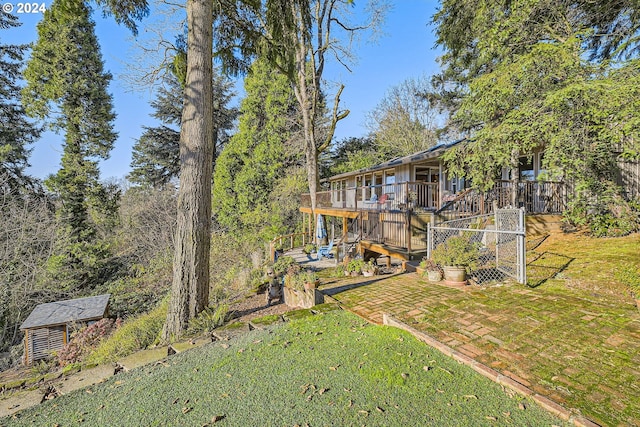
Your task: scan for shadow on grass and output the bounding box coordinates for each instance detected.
[526,251,574,288]
[526,234,549,251]
[229,300,288,320]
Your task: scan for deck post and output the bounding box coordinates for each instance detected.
[406,209,412,253]
[342,216,347,240]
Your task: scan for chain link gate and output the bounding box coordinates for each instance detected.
[427,209,526,285]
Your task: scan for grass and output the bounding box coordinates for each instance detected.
[2,310,568,427]
[526,232,639,295]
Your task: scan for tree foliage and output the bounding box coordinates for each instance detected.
[258,0,388,223]
[22,0,119,291]
[432,1,640,236]
[367,75,439,157]
[128,68,236,188]
[321,136,381,177]
[0,13,41,195]
[213,58,303,239]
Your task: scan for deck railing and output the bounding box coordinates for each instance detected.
[269,232,311,261]
[437,180,566,220]
[301,182,439,212]
[301,180,567,251]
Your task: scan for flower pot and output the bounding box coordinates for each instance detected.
[351,271,360,277]
[442,266,467,285]
[427,270,443,282]
[304,280,319,290]
[362,270,374,277]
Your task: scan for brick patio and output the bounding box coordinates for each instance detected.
[322,272,640,426]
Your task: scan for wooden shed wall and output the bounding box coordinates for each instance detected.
[25,325,67,365]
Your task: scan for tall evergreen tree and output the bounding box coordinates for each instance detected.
[129,74,182,187]
[22,0,118,291]
[0,13,41,195]
[128,68,236,188]
[213,58,302,238]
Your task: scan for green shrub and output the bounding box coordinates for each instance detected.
[86,299,167,365]
[431,234,481,270]
[284,270,319,291]
[346,258,365,274]
[187,304,229,335]
[272,255,297,276]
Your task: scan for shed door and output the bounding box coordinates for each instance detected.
[28,326,66,364]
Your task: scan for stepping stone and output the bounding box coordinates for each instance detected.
[248,314,284,330]
[283,309,315,321]
[211,321,249,341]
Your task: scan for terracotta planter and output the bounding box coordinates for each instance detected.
[443,266,467,285]
[427,270,443,282]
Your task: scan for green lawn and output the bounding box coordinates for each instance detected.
[3,310,568,426]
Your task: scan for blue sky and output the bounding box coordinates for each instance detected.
[3,0,442,181]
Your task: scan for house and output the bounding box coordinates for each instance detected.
[20,294,111,365]
[300,139,639,262]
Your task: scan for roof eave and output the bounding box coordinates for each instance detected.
[328,138,466,181]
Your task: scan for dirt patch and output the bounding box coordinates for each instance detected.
[227,292,294,323]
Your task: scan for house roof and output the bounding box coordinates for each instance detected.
[20,294,110,330]
[328,138,467,181]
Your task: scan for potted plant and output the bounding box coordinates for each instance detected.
[283,269,321,309]
[300,270,320,290]
[302,243,316,256]
[361,260,378,277]
[273,256,298,278]
[346,259,365,276]
[431,234,481,284]
[419,258,443,282]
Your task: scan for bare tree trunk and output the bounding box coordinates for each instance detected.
[163,0,213,341]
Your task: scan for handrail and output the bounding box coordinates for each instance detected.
[434,188,474,214]
[269,232,311,261]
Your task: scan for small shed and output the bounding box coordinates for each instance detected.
[20,294,110,365]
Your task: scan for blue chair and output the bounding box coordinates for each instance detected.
[317,239,334,260]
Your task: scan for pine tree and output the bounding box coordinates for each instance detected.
[22,0,118,291]
[128,68,236,188]
[128,74,182,187]
[0,13,41,195]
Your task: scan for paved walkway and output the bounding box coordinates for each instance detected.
[322,272,640,427]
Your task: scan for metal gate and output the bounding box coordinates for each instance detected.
[427,209,526,284]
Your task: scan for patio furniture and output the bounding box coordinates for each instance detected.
[317,239,334,260]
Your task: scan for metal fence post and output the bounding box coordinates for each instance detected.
[518,208,527,284]
[494,209,500,269]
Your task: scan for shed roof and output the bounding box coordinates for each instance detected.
[20,294,110,330]
[328,138,467,181]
